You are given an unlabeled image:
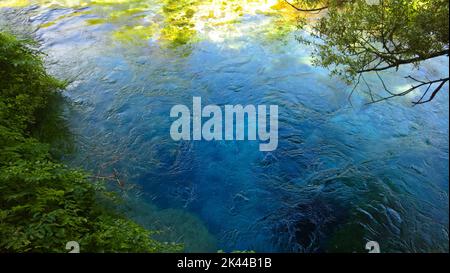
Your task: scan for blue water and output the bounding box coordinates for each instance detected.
[1,2,448,252]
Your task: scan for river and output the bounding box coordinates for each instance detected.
[1,0,448,252]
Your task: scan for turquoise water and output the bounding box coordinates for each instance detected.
[1,1,448,252]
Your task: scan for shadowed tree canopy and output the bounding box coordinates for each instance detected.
[289,0,449,104]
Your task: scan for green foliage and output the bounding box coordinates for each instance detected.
[298,0,449,82]
[0,32,65,133]
[0,31,182,253]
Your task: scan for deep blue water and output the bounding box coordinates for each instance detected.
[1,2,448,252]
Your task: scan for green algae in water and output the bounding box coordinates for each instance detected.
[159,0,203,48]
[12,0,305,49]
[113,24,158,45]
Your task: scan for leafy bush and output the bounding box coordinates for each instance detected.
[0,31,182,253]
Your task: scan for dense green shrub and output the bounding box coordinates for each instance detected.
[0,31,182,253]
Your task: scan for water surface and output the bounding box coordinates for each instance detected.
[1,0,448,252]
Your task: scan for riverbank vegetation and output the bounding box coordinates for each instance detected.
[0,31,182,252]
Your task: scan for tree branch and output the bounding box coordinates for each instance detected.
[284,0,328,12]
[365,77,449,104]
[413,78,449,105]
[357,50,450,73]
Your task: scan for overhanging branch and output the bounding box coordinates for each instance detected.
[284,0,328,12]
[365,77,449,105]
[357,50,450,73]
